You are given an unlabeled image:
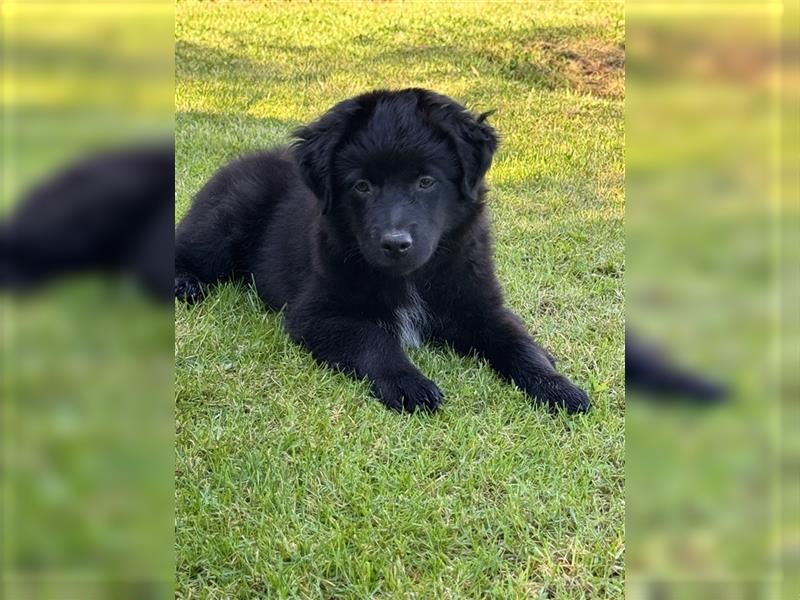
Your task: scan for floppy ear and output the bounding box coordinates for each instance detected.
[426,98,499,202]
[447,109,499,202]
[291,98,362,214]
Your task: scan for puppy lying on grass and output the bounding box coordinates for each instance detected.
[175,89,591,414]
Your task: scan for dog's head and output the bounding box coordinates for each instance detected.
[292,89,498,276]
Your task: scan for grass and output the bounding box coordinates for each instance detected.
[175,1,624,598]
[625,15,782,593]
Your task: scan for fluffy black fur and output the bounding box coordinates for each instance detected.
[626,331,726,403]
[175,89,590,414]
[0,143,175,302]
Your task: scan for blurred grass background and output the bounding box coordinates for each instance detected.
[175,1,624,598]
[2,3,174,599]
[626,4,789,599]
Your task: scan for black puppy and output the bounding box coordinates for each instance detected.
[176,89,590,414]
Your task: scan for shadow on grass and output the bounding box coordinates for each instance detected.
[178,21,624,100]
[175,110,302,161]
[177,40,334,85]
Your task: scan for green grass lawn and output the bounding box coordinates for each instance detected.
[175,2,624,597]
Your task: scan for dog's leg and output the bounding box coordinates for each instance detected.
[441,307,590,414]
[174,222,236,304]
[286,308,443,413]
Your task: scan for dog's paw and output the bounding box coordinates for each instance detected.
[371,372,443,414]
[175,273,204,304]
[527,374,591,414]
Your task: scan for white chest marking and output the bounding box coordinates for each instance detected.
[393,286,430,348]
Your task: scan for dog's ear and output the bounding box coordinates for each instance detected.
[292,98,362,214]
[425,97,499,202]
[446,108,499,202]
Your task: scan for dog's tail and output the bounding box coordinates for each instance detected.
[626,331,727,403]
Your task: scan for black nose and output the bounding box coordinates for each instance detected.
[380,231,413,257]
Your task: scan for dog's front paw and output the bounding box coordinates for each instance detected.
[371,372,443,414]
[526,373,591,414]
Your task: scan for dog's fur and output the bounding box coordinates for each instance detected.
[1,144,174,301]
[626,331,726,402]
[175,88,590,413]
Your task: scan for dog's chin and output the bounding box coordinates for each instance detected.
[381,263,421,277]
[371,258,423,277]
[362,251,429,278]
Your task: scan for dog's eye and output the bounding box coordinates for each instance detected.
[353,180,372,194]
[417,176,436,190]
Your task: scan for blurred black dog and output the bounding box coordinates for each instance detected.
[175,89,591,414]
[0,143,174,302]
[626,331,726,403]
